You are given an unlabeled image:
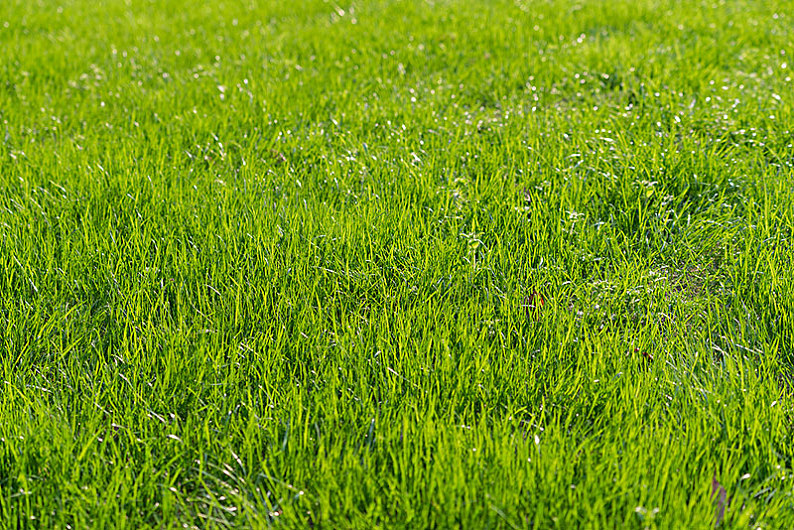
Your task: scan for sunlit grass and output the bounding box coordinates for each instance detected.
[1,0,793,527]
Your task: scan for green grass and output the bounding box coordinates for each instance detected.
[1,0,793,527]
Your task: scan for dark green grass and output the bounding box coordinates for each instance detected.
[1,0,794,527]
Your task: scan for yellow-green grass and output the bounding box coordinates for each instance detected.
[1,0,793,527]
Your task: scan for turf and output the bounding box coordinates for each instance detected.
[1,0,793,527]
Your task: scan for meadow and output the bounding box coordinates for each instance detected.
[1,0,793,527]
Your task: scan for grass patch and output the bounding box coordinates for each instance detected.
[1,0,794,527]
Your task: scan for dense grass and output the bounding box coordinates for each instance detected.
[1,0,793,527]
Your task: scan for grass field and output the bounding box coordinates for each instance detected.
[1,0,793,527]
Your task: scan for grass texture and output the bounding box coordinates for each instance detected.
[1,0,794,527]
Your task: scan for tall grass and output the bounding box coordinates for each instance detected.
[1,0,793,527]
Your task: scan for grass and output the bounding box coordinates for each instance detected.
[1,0,793,527]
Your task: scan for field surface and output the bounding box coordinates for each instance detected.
[1,0,794,527]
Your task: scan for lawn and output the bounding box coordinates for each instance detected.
[1,0,793,527]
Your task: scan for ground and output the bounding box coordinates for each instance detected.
[1,0,793,527]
